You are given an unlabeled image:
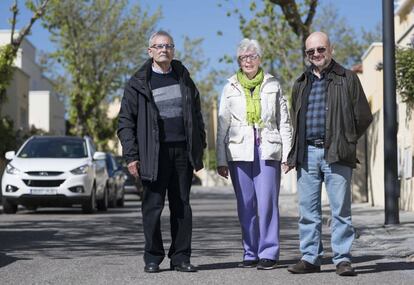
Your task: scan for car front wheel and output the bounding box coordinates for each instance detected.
[116,190,125,207]
[82,185,96,214]
[2,197,18,214]
[97,185,108,211]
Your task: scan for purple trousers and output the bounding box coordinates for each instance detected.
[228,142,281,261]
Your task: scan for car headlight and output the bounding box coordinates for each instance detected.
[6,164,21,175]
[70,164,90,175]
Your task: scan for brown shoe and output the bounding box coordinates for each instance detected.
[336,261,357,276]
[287,260,321,274]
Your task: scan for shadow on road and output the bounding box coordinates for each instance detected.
[356,261,414,274]
[0,252,30,268]
[197,261,240,270]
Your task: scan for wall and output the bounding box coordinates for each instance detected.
[49,92,66,135]
[395,0,414,211]
[107,98,122,155]
[28,91,50,131]
[1,68,30,131]
[366,110,385,207]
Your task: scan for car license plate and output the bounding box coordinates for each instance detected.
[30,189,57,195]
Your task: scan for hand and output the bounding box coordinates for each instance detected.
[217,166,229,179]
[128,161,140,178]
[281,162,293,174]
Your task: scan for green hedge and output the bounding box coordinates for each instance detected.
[396,47,414,108]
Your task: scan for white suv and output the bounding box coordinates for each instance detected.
[1,136,109,214]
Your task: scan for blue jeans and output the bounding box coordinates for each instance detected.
[297,145,354,266]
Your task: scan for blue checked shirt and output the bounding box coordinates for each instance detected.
[306,74,326,140]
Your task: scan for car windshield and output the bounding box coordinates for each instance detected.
[18,137,88,158]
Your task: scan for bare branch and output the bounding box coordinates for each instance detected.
[268,0,303,36]
[304,0,318,28]
[12,0,50,50]
[268,0,319,65]
[10,0,18,44]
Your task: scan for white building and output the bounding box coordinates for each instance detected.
[357,0,414,211]
[0,30,65,135]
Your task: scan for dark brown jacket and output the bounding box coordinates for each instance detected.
[287,60,373,168]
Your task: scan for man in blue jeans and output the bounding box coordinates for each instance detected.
[286,31,373,276]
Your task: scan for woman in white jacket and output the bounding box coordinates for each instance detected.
[216,39,292,270]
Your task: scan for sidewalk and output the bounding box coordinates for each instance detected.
[345,202,414,261]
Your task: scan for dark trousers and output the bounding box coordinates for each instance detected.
[141,142,194,265]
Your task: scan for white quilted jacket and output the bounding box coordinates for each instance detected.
[216,73,292,166]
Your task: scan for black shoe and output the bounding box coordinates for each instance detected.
[144,263,160,273]
[239,259,259,268]
[257,259,277,270]
[287,260,321,274]
[336,261,357,276]
[170,262,197,272]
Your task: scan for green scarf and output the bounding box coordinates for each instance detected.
[237,68,264,126]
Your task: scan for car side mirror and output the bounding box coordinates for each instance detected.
[5,151,15,160]
[93,151,106,160]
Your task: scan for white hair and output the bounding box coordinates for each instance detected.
[237,38,263,58]
[148,30,174,47]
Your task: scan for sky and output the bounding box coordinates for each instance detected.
[0,0,383,73]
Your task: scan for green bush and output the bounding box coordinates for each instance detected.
[203,148,217,170]
[0,117,49,156]
[0,116,17,156]
[396,47,414,108]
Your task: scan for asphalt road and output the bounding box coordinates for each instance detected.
[1,186,414,285]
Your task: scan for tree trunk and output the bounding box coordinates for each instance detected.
[269,0,318,65]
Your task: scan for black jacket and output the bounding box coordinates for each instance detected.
[287,60,373,168]
[117,59,206,181]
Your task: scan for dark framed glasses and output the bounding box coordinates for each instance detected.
[305,46,327,56]
[150,44,175,50]
[239,54,260,62]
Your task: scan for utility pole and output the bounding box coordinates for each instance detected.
[382,0,399,224]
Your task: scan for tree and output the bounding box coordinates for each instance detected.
[396,47,414,109]
[220,0,381,94]
[40,0,160,149]
[176,37,227,111]
[222,0,303,91]
[0,0,49,157]
[176,37,228,169]
[0,0,49,116]
[268,0,318,61]
[312,5,381,67]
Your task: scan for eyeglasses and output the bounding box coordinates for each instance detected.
[239,54,260,62]
[305,46,327,56]
[150,43,175,50]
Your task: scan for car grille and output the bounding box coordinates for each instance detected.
[22,180,65,187]
[25,171,64,176]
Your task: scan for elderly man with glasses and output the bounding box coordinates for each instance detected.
[286,31,373,276]
[117,30,206,273]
